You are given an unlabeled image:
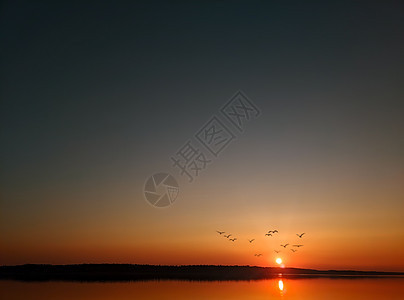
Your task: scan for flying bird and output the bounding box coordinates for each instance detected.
[280,244,289,248]
[293,245,304,247]
[274,250,281,253]
[224,234,232,238]
[290,249,297,253]
[296,233,305,238]
[248,239,255,243]
[229,238,237,242]
[265,233,273,236]
[268,230,278,234]
[254,253,263,257]
[216,231,225,235]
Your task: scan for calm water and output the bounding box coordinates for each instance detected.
[1,278,404,299]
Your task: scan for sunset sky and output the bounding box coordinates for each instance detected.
[1,1,403,271]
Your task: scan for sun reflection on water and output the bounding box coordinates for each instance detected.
[278,279,284,291]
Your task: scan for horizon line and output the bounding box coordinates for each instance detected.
[1,263,403,274]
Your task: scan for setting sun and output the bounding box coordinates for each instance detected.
[276,258,282,265]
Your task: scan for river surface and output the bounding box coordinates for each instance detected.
[1,277,404,299]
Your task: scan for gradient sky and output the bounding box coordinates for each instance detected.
[1,1,403,271]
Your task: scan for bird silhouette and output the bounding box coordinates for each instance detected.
[280,244,289,248]
[254,253,263,257]
[290,249,297,253]
[293,244,303,247]
[224,234,232,238]
[274,250,281,253]
[216,231,225,235]
[265,233,272,236]
[248,239,255,243]
[268,230,278,234]
[229,238,237,242]
[296,233,305,238]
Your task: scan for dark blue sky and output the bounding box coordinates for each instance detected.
[1,0,403,184]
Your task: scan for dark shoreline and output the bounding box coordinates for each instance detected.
[1,264,403,282]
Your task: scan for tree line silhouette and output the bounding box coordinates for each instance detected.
[1,264,403,281]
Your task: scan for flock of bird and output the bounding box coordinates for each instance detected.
[216,229,306,258]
